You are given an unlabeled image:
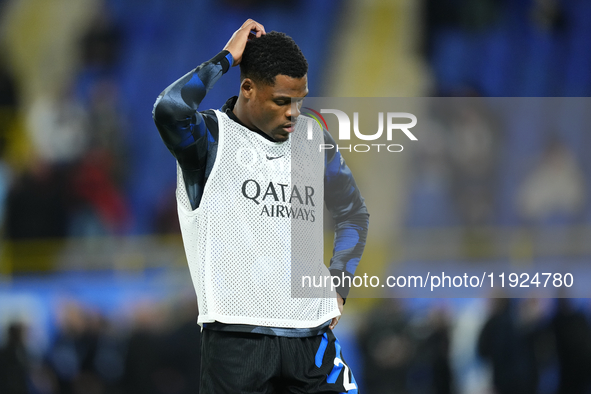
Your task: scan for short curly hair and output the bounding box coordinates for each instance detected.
[240,31,308,85]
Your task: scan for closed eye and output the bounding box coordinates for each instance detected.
[291,98,305,106]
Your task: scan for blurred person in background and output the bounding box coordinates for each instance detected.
[446,99,500,258]
[4,0,130,241]
[123,298,201,394]
[8,85,86,240]
[65,79,131,237]
[0,322,30,394]
[477,298,551,394]
[41,297,200,394]
[123,301,167,394]
[422,0,503,63]
[358,299,414,394]
[153,182,182,234]
[46,301,97,393]
[46,301,126,394]
[0,54,18,230]
[531,0,566,32]
[358,299,454,394]
[421,307,455,394]
[551,298,591,394]
[25,88,89,166]
[77,4,122,92]
[157,295,202,393]
[447,100,498,229]
[517,138,586,226]
[5,160,70,239]
[68,4,130,237]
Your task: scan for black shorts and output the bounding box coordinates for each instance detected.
[200,328,359,394]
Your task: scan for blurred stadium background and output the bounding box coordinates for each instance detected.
[1,0,591,393]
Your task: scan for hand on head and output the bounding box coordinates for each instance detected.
[223,19,266,66]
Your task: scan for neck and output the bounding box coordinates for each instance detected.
[232,96,257,132]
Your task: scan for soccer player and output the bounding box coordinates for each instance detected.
[153,19,369,394]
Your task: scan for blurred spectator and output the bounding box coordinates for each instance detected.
[42,297,203,394]
[123,301,164,394]
[0,54,18,228]
[531,0,566,32]
[422,308,455,394]
[5,153,130,240]
[458,0,503,31]
[405,307,455,394]
[66,78,131,236]
[447,99,499,228]
[17,77,130,238]
[46,302,126,394]
[551,298,591,394]
[69,149,130,236]
[5,162,70,239]
[517,139,586,225]
[0,53,18,108]
[85,78,128,186]
[28,362,59,394]
[406,97,500,231]
[406,117,456,227]
[358,300,455,393]
[26,91,89,165]
[79,8,122,73]
[159,296,201,393]
[47,301,93,393]
[66,3,130,236]
[122,298,200,394]
[73,310,125,394]
[74,4,123,104]
[154,184,181,234]
[477,298,550,394]
[11,2,131,239]
[0,157,11,229]
[423,0,503,59]
[0,322,29,394]
[358,299,414,394]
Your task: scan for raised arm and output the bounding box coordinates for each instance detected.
[152,19,266,209]
[152,18,266,164]
[152,50,232,162]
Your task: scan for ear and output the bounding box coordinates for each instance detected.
[240,78,255,99]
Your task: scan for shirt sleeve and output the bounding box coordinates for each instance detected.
[152,50,233,209]
[323,129,370,300]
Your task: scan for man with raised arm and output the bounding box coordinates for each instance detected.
[153,19,368,394]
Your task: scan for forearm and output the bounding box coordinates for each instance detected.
[329,205,369,300]
[323,128,370,299]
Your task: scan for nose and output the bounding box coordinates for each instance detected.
[287,102,301,120]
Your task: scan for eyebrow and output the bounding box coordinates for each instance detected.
[274,93,309,101]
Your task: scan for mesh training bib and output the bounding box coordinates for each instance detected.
[177,110,339,328]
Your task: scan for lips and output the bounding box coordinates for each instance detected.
[282,123,295,133]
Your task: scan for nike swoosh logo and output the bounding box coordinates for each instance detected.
[266,155,285,160]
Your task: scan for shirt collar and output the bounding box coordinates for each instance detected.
[221,96,275,142]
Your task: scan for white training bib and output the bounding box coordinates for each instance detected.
[177,110,338,328]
